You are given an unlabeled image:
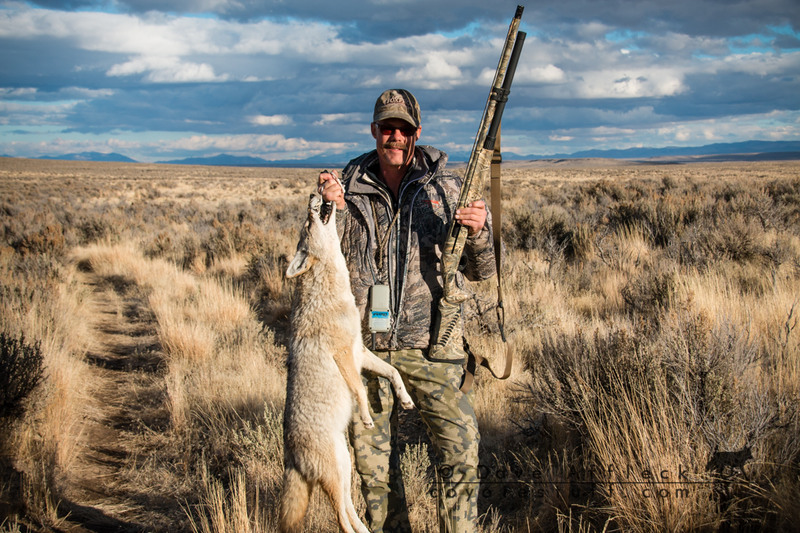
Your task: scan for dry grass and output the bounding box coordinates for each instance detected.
[1,157,799,532]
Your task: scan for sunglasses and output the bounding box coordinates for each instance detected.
[375,123,417,137]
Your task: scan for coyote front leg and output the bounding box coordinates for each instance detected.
[332,347,375,429]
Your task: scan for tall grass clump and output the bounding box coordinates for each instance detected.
[0,332,44,525]
[0,245,94,529]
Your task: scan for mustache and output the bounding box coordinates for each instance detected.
[382,142,407,150]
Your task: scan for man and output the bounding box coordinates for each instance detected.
[318,88,496,533]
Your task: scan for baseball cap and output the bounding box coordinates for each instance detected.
[373,89,421,128]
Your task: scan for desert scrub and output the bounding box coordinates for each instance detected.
[607,194,700,248]
[520,306,782,531]
[525,324,658,430]
[0,332,44,428]
[506,205,594,264]
[620,261,677,319]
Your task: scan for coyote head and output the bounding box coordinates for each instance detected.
[285,193,340,279]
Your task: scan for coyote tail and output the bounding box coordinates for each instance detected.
[279,467,311,533]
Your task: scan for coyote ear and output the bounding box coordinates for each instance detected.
[286,250,311,278]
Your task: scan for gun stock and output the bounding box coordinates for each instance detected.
[429,6,525,361]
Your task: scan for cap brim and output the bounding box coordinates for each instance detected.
[374,111,418,128]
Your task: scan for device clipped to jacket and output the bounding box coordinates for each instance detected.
[368,284,391,333]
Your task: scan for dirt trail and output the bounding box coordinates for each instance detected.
[60,270,177,532]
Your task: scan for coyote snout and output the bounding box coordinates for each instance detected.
[280,191,414,533]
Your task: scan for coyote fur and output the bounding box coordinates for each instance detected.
[280,191,415,533]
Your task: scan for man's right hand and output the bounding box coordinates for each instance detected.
[318,170,345,210]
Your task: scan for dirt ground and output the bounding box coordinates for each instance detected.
[59,269,181,532]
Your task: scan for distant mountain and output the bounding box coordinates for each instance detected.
[156,153,354,168]
[18,139,798,167]
[149,142,800,167]
[511,140,800,161]
[38,151,138,163]
[157,154,272,166]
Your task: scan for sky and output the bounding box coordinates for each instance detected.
[0,0,799,163]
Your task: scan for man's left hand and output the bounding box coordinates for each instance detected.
[456,200,487,237]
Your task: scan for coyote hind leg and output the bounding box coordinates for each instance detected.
[318,435,371,533]
[360,348,415,410]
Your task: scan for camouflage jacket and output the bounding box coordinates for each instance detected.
[337,145,496,351]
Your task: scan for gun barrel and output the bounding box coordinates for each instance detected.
[444,8,525,255]
[483,31,526,151]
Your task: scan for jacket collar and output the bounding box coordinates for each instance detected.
[346,145,447,198]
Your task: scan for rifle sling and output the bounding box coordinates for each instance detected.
[461,337,512,393]
[459,135,513,393]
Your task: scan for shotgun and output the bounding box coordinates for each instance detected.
[429,6,526,366]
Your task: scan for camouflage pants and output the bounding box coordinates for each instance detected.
[349,349,480,533]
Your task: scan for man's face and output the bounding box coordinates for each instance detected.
[371,118,421,170]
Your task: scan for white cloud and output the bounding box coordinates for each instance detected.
[644,32,729,56]
[249,114,292,126]
[0,7,338,83]
[719,50,800,76]
[107,56,227,82]
[518,64,567,83]
[575,69,686,98]
[64,87,115,98]
[159,133,357,160]
[594,110,800,148]
[766,126,796,139]
[397,53,464,89]
[0,87,37,98]
[313,113,362,126]
[0,135,141,158]
[0,100,78,126]
[576,21,612,40]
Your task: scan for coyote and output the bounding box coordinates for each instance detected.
[705,445,753,479]
[280,192,415,533]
